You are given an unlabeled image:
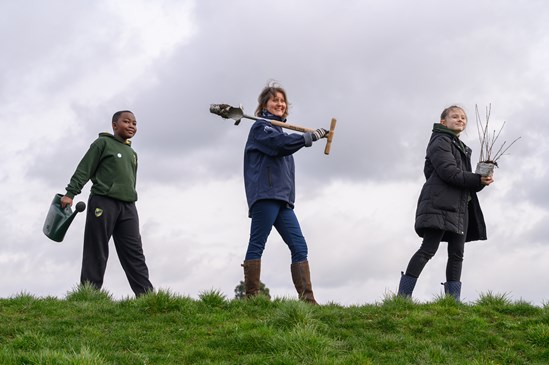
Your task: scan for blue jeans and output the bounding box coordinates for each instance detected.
[245,199,308,263]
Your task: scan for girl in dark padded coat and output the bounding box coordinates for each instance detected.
[398,105,494,301]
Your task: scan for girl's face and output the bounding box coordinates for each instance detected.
[441,108,467,135]
[265,92,286,117]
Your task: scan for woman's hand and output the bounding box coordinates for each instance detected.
[311,128,329,141]
[480,176,494,186]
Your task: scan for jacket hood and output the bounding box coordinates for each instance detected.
[432,122,459,136]
[99,132,132,146]
[431,123,468,156]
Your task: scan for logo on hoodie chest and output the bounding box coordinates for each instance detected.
[112,151,137,166]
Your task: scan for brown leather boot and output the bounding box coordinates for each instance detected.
[291,261,318,305]
[241,259,261,297]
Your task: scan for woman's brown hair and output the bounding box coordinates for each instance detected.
[255,81,289,118]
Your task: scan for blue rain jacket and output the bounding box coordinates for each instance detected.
[243,111,313,215]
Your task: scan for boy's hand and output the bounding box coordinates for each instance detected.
[60,195,73,208]
[312,128,329,141]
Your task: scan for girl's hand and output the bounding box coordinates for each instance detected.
[480,176,494,186]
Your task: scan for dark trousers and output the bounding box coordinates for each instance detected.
[81,195,153,296]
[245,199,308,263]
[405,211,469,282]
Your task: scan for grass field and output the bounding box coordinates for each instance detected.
[1,285,548,364]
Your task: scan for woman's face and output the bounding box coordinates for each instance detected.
[265,92,286,117]
[441,108,467,134]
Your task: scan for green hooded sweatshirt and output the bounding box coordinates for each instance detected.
[65,133,138,202]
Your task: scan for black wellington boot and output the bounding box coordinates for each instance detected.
[442,281,462,302]
[398,271,417,298]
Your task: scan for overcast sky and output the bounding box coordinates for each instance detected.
[2,0,548,305]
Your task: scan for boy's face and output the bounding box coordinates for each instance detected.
[113,112,137,140]
[441,108,467,135]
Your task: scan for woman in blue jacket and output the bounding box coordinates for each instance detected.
[398,105,494,301]
[242,82,327,304]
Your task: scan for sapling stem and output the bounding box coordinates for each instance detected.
[475,103,520,166]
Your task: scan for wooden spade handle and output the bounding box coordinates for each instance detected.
[324,118,337,155]
[268,120,315,134]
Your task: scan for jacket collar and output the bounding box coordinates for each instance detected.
[432,122,459,137]
[99,132,132,145]
[259,109,286,122]
[432,123,470,156]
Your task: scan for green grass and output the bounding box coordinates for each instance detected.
[1,285,548,364]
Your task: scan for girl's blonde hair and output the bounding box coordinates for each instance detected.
[440,105,466,120]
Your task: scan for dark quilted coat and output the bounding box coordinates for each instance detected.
[414,124,487,242]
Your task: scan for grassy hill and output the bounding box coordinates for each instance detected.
[1,285,548,364]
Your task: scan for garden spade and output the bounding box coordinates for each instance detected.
[209,103,336,155]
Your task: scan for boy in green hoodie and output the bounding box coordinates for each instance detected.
[61,110,153,297]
